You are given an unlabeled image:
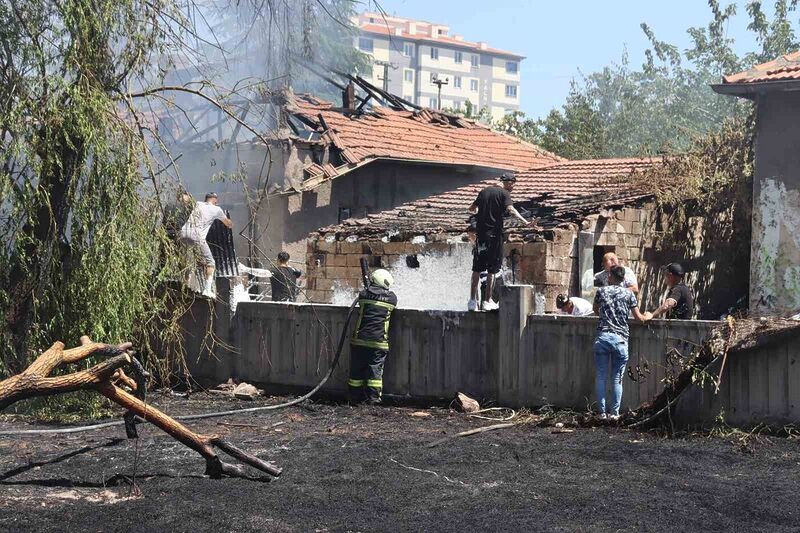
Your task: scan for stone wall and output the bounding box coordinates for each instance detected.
[305,204,659,313]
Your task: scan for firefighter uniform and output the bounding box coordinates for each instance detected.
[349,283,398,404]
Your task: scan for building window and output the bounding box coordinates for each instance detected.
[358,37,373,52]
[453,76,462,89]
[470,79,478,92]
[403,42,414,57]
[369,17,375,23]
[455,51,463,63]
[430,47,439,60]
[506,61,518,74]
[429,97,438,108]
[505,85,518,98]
[454,101,462,110]
[471,54,479,68]
[404,69,414,83]
[338,207,352,223]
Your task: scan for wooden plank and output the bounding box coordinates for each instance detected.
[748,349,768,419]
[729,350,749,423]
[767,341,788,419]
[786,337,800,420]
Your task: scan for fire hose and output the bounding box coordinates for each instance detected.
[0,261,371,436]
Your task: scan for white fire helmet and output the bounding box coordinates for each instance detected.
[370,269,394,289]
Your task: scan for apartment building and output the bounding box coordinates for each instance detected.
[353,12,523,121]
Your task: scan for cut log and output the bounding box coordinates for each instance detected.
[0,338,281,480]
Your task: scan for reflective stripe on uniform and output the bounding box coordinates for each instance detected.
[366,379,383,388]
[350,338,390,350]
[352,298,394,349]
[359,299,395,310]
[348,379,366,387]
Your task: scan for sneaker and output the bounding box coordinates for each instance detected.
[608,414,620,421]
[467,299,479,311]
[598,413,608,420]
[481,299,499,311]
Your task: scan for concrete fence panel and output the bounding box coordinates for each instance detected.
[181,283,797,426]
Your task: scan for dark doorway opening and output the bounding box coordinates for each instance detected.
[593,245,616,274]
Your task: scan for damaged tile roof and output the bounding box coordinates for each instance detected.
[720,50,800,84]
[286,93,563,186]
[317,158,661,239]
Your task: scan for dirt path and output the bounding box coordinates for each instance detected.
[0,395,798,532]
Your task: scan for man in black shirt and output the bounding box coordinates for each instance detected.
[468,173,532,311]
[646,262,694,320]
[270,251,302,302]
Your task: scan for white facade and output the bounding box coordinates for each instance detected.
[354,12,523,121]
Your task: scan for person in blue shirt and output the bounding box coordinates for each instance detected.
[592,265,650,420]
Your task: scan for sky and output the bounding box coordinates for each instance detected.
[368,0,766,119]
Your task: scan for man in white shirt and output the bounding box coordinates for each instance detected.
[179,192,232,298]
[555,294,593,316]
[593,252,639,294]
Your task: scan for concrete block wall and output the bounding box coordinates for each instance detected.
[304,238,453,303]
[305,203,661,311]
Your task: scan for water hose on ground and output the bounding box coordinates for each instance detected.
[0,297,361,436]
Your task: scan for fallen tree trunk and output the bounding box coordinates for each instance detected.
[0,337,281,479]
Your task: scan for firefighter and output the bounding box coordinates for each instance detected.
[348,268,398,405]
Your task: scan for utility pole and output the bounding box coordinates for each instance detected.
[432,76,449,110]
[374,60,398,93]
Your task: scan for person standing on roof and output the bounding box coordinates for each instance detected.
[594,252,639,294]
[593,266,650,420]
[467,173,533,311]
[270,251,302,302]
[349,269,398,405]
[179,192,233,298]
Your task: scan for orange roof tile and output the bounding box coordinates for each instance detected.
[318,158,661,238]
[287,94,562,184]
[722,51,800,84]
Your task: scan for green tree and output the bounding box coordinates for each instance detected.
[530,0,799,158]
[0,0,314,383]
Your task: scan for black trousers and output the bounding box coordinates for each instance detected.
[348,344,388,403]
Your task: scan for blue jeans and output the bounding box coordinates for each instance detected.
[593,332,629,415]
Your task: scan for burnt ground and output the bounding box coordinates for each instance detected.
[0,394,798,533]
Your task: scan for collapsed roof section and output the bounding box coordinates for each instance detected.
[284,92,563,189]
[315,157,662,240]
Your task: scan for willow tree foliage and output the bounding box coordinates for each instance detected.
[0,0,372,382]
[0,0,198,376]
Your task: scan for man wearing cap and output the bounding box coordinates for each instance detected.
[179,192,233,298]
[467,173,533,311]
[646,263,694,320]
[556,294,593,316]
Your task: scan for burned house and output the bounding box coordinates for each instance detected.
[171,88,561,273]
[713,51,800,316]
[305,158,674,312]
